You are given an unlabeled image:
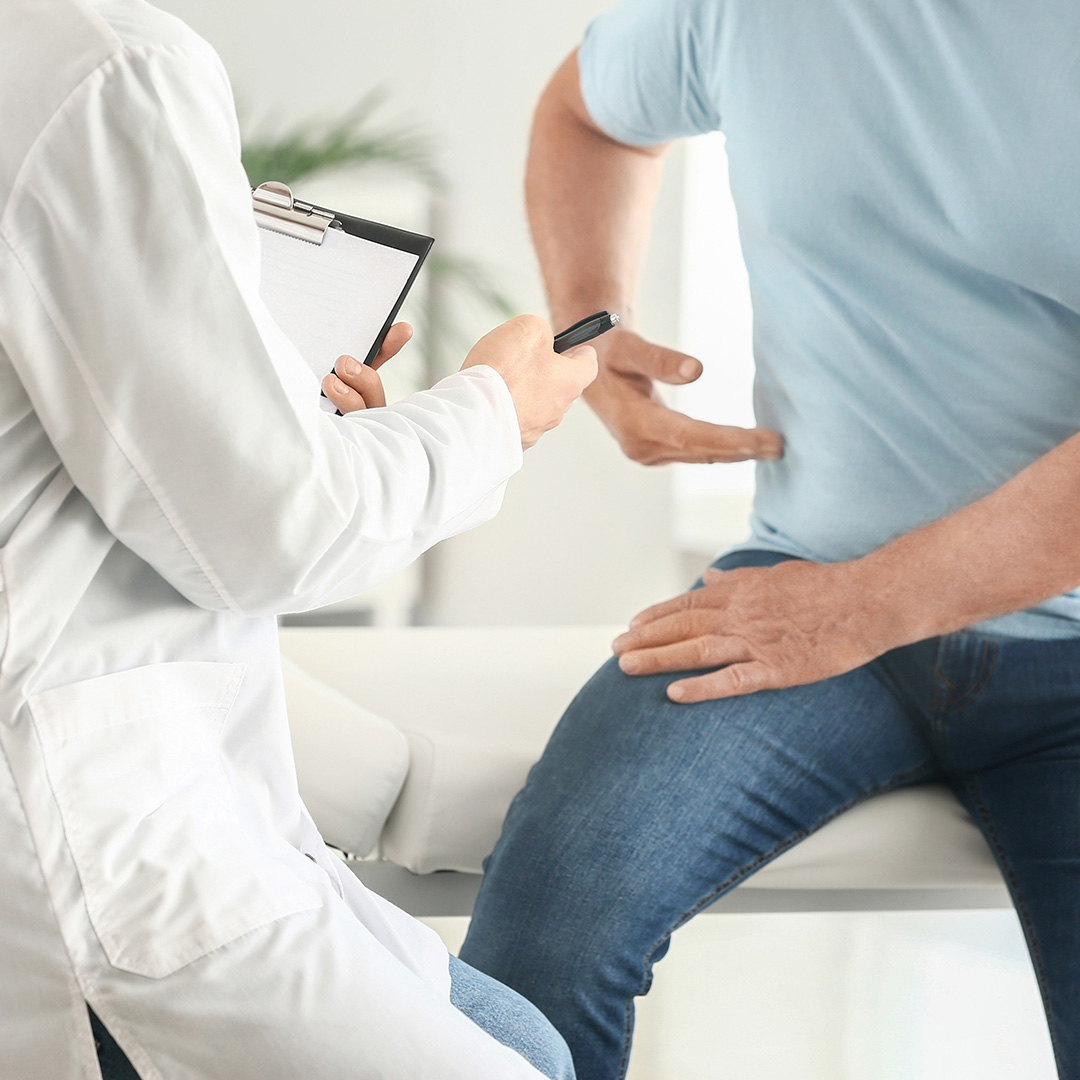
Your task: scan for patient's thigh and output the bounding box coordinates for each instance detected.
[468,654,933,943]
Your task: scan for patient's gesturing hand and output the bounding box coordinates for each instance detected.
[462,314,597,448]
[586,327,783,465]
[323,321,412,413]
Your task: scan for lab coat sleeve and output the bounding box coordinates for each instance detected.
[0,38,523,617]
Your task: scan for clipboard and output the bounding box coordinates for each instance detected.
[253,181,434,410]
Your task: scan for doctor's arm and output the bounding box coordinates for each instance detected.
[0,42,591,618]
[614,429,1080,701]
[527,51,781,465]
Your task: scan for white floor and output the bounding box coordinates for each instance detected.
[426,910,1056,1080]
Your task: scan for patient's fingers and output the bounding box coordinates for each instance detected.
[627,582,729,630]
[614,610,721,655]
[617,634,748,676]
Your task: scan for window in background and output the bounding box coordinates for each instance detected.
[673,132,756,562]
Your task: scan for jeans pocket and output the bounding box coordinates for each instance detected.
[29,661,320,979]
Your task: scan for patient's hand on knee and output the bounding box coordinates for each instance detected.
[613,559,888,704]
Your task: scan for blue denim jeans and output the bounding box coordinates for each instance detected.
[447,954,575,1079]
[460,549,1080,1080]
[93,943,574,1079]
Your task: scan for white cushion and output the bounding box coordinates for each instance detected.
[277,626,1004,891]
[749,785,1003,890]
[277,626,615,871]
[280,654,409,857]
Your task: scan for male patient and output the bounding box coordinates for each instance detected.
[457,1,1080,1078]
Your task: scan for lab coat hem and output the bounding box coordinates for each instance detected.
[78,982,165,1080]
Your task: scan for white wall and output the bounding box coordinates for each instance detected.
[158,0,685,626]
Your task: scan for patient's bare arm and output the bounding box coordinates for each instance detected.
[527,51,781,465]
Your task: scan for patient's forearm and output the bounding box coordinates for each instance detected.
[851,429,1080,643]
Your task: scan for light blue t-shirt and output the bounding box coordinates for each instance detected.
[580,0,1080,639]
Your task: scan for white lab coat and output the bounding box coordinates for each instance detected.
[0,2,546,1077]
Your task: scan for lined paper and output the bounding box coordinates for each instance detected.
[258,224,419,408]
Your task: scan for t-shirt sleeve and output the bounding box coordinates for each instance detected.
[578,0,725,146]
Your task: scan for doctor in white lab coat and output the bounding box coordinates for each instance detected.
[0,1,596,1077]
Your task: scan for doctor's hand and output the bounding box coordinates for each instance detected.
[322,321,413,413]
[612,559,891,704]
[462,315,597,449]
[585,327,783,465]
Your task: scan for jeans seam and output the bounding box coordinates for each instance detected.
[617,1000,634,1080]
[930,639,954,745]
[960,776,1062,1070]
[614,759,936,1080]
[933,636,956,694]
[944,642,998,714]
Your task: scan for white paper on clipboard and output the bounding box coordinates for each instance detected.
[253,183,431,412]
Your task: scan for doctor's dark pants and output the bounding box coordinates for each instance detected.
[460,549,1080,1080]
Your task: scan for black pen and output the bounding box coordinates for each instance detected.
[553,311,621,353]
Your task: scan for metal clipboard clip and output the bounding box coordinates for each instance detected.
[251,181,338,245]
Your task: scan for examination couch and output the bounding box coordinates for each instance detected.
[278,626,1009,917]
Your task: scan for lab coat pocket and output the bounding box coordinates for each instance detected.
[29,662,320,979]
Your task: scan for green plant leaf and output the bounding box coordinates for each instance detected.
[241,90,444,190]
